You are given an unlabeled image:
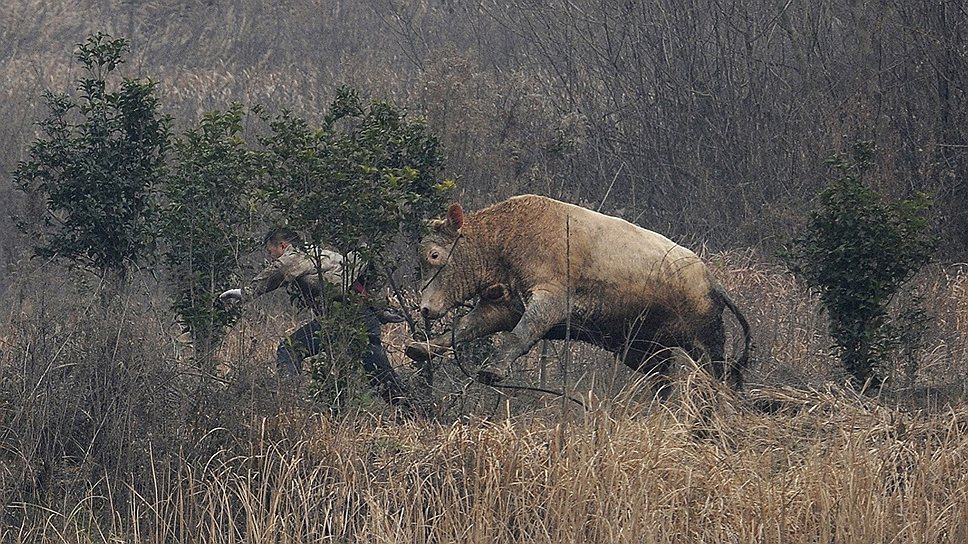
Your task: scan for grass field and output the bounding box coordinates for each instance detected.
[2,386,967,543]
[2,254,967,543]
[2,3,967,540]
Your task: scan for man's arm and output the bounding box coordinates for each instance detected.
[240,259,288,301]
[219,246,360,304]
[220,250,302,303]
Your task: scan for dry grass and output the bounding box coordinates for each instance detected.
[3,253,968,543]
[2,3,968,538]
[2,383,968,543]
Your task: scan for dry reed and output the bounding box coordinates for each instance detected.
[3,383,968,543]
[2,256,968,543]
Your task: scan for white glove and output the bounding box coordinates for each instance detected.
[219,288,243,302]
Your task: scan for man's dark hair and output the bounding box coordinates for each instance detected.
[264,227,301,247]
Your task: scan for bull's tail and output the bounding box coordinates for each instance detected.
[714,284,753,389]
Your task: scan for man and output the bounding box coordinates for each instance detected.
[219,228,410,407]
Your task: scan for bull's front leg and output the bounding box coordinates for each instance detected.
[478,286,569,385]
[405,287,523,362]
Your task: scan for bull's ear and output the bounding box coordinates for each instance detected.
[446,203,464,232]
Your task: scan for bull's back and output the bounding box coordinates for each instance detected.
[493,195,714,317]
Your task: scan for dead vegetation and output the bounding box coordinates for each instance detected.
[1,255,967,543]
[2,378,967,543]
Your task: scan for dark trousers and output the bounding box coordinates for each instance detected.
[276,307,408,405]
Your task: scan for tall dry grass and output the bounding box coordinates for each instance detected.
[2,383,968,543]
[2,5,968,538]
[2,253,968,543]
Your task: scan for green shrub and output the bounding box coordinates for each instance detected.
[257,87,450,269]
[786,142,936,392]
[256,87,452,399]
[160,103,260,362]
[14,33,169,282]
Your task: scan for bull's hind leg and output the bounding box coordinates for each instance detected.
[622,345,678,402]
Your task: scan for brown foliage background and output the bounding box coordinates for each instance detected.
[2,0,967,265]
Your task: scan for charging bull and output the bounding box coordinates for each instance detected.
[405,194,752,393]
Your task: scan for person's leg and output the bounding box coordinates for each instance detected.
[360,306,409,405]
[276,320,321,376]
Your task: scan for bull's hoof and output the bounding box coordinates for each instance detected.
[405,342,448,362]
[404,343,432,361]
[477,365,507,385]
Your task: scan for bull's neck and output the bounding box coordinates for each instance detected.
[458,224,506,297]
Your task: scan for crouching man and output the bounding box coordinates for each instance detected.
[220,228,410,408]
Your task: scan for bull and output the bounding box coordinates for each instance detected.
[405,194,752,394]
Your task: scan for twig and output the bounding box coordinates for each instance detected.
[597,162,625,212]
[563,214,572,413]
[384,266,420,337]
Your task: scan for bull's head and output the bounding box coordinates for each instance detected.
[418,202,470,320]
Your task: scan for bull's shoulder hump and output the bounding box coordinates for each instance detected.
[493,195,618,225]
[471,194,563,226]
[506,194,552,204]
[478,195,693,254]
[506,195,651,229]
[558,202,681,244]
[492,194,559,213]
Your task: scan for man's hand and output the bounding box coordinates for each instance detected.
[218,288,243,303]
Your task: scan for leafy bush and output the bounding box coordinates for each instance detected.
[13,33,169,281]
[786,142,936,392]
[160,103,260,360]
[256,87,452,400]
[258,86,451,271]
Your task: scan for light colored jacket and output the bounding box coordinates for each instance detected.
[242,244,367,312]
